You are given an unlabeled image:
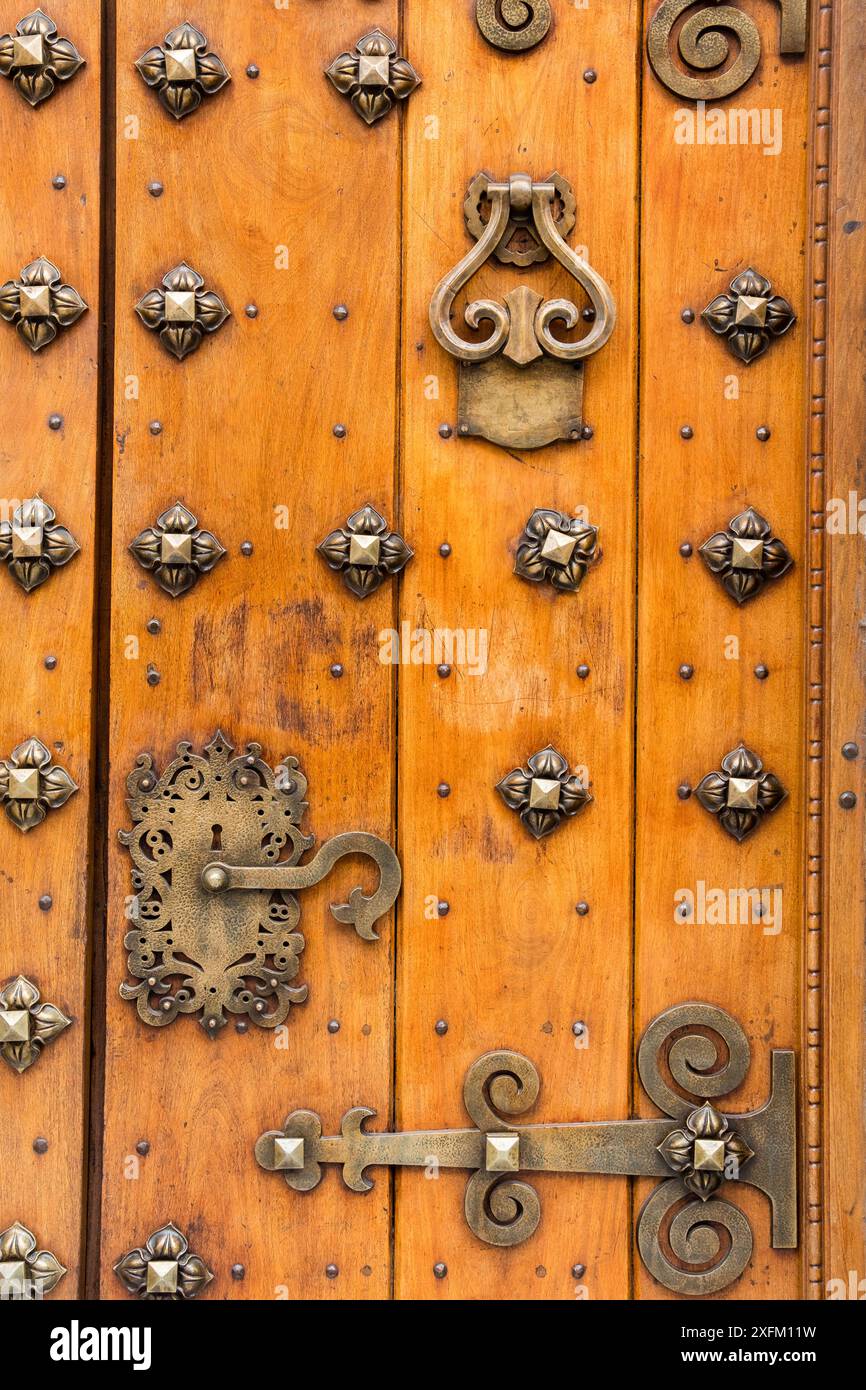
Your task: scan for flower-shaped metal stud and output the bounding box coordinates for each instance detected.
[0,496,79,594]
[325,28,420,125]
[0,1222,65,1298]
[0,256,87,352]
[135,262,230,361]
[0,974,71,1074]
[699,506,793,605]
[702,267,795,365]
[514,508,600,593]
[0,737,78,833]
[496,746,592,840]
[135,21,229,120]
[114,1222,213,1300]
[694,743,787,843]
[658,1101,754,1201]
[317,504,413,599]
[0,9,84,106]
[129,501,225,598]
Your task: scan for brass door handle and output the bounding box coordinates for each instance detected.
[257,1003,797,1296]
[429,172,615,448]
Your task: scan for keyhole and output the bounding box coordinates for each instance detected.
[210,824,223,851]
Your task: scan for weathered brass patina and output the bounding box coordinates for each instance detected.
[325,28,420,125]
[429,172,615,448]
[647,1,807,102]
[475,1,552,54]
[0,1222,66,1298]
[256,1002,797,1295]
[114,1223,213,1300]
[135,262,230,360]
[694,743,788,842]
[119,732,401,1035]
[135,21,229,120]
[0,975,71,1074]
[0,10,84,106]
[0,256,87,352]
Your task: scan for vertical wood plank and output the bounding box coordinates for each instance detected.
[98,0,399,1299]
[822,0,866,1301]
[396,0,640,1300]
[635,0,810,1298]
[0,0,100,1298]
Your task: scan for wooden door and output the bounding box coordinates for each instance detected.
[1,0,863,1306]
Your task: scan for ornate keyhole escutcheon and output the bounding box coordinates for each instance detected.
[429,171,615,449]
[647,1,807,103]
[475,1,552,54]
[118,732,401,1037]
[256,1003,797,1296]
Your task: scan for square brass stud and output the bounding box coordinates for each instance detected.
[8,767,40,800]
[0,1259,28,1294]
[726,777,759,810]
[146,1259,179,1295]
[18,284,51,318]
[357,53,391,87]
[514,509,601,593]
[11,524,43,557]
[160,531,193,565]
[273,1136,305,1170]
[540,528,578,567]
[348,534,381,568]
[730,536,764,570]
[528,777,561,812]
[164,47,197,83]
[135,262,230,360]
[0,13,84,107]
[693,1137,727,1172]
[485,1133,521,1172]
[497,745,592,840]
[0,1009,30,1044]
[163,289,197,323]
[733,295,768,329]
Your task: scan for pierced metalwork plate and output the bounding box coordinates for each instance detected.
[647,1,807,102]
[0,496,79,593]
[430,172,615,449]
[476,0,551,53]
[135,262,230,360]
[0,737,78,833]
[0,974,71,1073]
[514,508,600,592]
[700,506,793,603]
[135,21,230,120]
[114,1223,212,1300]
[257,1002,797,1295]
[119,732,401,1036]
[0,9,84,106]
[694,743,788,842]
[0,256,87,352]
[317,504,413,599]
[325,28,420,125]
[0,1222,65,1299]
[129,501,225,597]
[496,745,591,839]
[702,267,795,364]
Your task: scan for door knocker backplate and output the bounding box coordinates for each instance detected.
[256,1003,797,1296]
[119,732,400,1036]
[429,171,615,449]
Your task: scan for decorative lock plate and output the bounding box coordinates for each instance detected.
[430,171,615,450]
[475,1,552,53]
[256,1003,797,1296]
[647,1,807,102]
[0,257,87,352]
[119,732,401,1036]
[0,1222,65,1299]
[114,1223,213,1300]
[0,9,84,107]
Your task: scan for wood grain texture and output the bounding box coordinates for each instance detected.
[98,0,400,1300]
[395,0,640,1300]
[635,0,810,1299]
[822,0,866,1300]
[0,0,100,1299]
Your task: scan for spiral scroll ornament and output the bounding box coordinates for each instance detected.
[647,1,807,103]
[476,1,552,53]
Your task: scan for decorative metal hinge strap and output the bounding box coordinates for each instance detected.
[256,1003,796,1296]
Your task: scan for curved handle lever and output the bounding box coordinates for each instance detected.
[201,831,402,941]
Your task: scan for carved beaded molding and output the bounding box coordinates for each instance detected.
[0,9,84,106]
